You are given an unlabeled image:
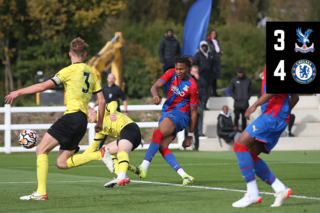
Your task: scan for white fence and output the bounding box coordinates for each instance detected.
[0,104,185,153]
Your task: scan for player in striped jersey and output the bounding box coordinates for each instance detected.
[232,66,299,208]
[128,55,199,186]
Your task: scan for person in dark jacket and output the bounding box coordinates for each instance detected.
[217,105,241,143]
[193,40,214,110]
[206,29,223,97]
[229,67,252,131]
[158,29,181,97]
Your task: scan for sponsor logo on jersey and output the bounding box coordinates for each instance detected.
[295,28,314,53]
[171,85,189,97]
[292,59,316,84]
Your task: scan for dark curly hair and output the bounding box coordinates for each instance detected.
[174,55,192,68]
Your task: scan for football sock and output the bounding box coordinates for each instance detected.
[271,178,286,193]
[36,154,48,195]
[141,129,163,171]
[252,152,286,192]
[83,139,102,154]
[67,152,100,168]
[117,151,129,178]
[111,154,119,174]
[177,168,187,177]
[160,147,185,177]
[234,143,259,197]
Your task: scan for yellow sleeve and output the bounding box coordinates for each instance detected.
[51,67,72,86]
[106,101,118,113]
[83,132,105,154]
[92,72,102,94]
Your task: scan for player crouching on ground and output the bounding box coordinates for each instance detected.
[85,101,142,188]
[128,55,198,186]
[232,66,299,208]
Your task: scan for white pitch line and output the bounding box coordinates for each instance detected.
[4,161,320,169]
[0,179,320,201]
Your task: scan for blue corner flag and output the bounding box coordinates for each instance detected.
[182,0,212,56]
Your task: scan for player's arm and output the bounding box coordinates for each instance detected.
[182,106,197,148]
[150,80,165,105]
[94,91,106,132]
[123,100,128,115]
[107,101,118,121]
[245,93,275,120]
[5,80,55,104]
[289,94,299,111]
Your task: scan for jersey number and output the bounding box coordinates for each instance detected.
[82,72,90,93]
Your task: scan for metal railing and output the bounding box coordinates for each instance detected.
[0,104,185,153]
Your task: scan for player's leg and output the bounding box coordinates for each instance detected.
[104,139,132,188]
[105,140,119,175]
[159,135,195,186]
[139,117,176,175]
[232,130,262,208]
[20,133,59,200]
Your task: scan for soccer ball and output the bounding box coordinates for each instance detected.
[19,129,39,149]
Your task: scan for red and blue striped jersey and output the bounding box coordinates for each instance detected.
[261,66,290,122]
[159,68,198,115]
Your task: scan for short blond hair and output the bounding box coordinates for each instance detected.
[70,37,89,57]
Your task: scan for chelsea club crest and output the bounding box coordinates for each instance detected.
[295,28,314,53]
[292,59,316,84]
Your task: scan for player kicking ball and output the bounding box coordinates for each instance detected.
[128,55,198,186]
[82,101,142,188]
[232,66,299,208]
[5,38,113,200]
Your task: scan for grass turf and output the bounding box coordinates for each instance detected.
[0,150,319,213]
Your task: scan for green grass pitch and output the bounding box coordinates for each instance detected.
[0,150,319,213]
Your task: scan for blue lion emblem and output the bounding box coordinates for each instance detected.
[299,65,310,78]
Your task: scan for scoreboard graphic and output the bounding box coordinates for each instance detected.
[266,22,320,93]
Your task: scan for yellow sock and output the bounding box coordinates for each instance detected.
[36,154,48,195]
[111,154,118,174]
[117,151,129,174]
[83,140,102,154]
[67,151,101,168]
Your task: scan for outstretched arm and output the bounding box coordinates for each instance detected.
[5,80,55,104]
[94,91,106,132]
[150,80,165,105]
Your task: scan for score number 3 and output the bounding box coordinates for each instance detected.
[274,30,286,80]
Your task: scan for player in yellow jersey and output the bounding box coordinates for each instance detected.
[83,101,141,188]
[5,37,114,200]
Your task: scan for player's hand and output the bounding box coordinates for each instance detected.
[182,137,192,148]
[5,91,19,104]
[245,105,257,120]
[110,113,117,121]
[94,123,102,132]
[124,112,128,116]
[153,96,161,105]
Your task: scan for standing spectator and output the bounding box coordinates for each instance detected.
[206,29,223,97]
[94,73,128,115]
[94,73,128,149]
[158,28,181,97]
[229,67,252,131]
[193,40,214,110]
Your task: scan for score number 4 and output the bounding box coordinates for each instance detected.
[274,30,286,80]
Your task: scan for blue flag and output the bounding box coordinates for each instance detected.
[182,0,212,56]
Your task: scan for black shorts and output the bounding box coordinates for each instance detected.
[47,111,87,153]
[117,123,141,151]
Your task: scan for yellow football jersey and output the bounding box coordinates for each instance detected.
[98,101,134,137]
[51,63,101,117]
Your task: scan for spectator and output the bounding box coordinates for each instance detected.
[229,67,252,131]
[206,29,223,97]
[287,114,295,137]
[94,73,128,149]
[94,73,128,115]
[193,40,214,110]
[217,105,241,143]
[185,65,207,150]
[158,28,181,97]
